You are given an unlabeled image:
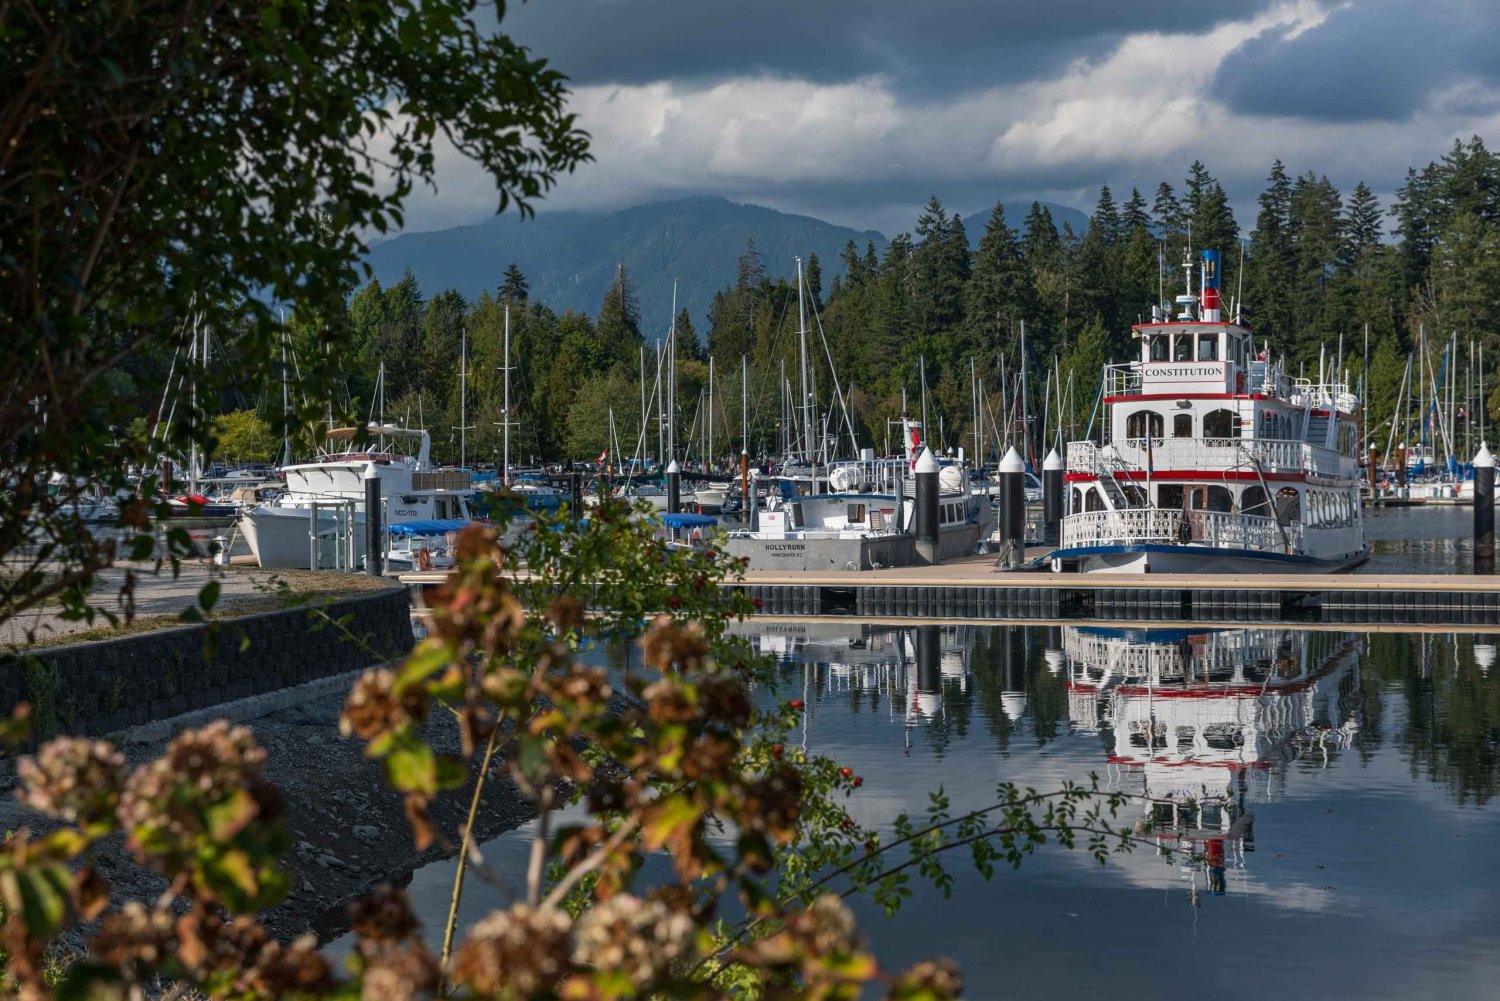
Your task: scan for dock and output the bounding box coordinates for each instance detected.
[399,554,1500,627]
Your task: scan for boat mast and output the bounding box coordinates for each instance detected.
[796,257,812,463]
[669,278,678,466]
[188,314,200,495]
[459,317,468,469]
[708,354,714,474]
[280,327,292,468]
[502,304,511,485]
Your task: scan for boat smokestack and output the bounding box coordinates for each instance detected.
[1200,250,1222,322]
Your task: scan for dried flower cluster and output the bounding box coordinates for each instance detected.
[15,736,125,824]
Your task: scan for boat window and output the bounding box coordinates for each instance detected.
[1275,487,1300,523]
[846,503,866,524]
[1071,487,1084,514]
[1085,488,1105,512]
[1190,486,1233,513]
[1241,486,1270,517]
[1203,408,1235,440]
[1126,409,1163,439]
[1158,484,1185,509]
[1173,414,1192,438]
[1173,334,1193,361]
[788,502,803,529]
[1149,335,1168,362]
[1197,333,1219,361]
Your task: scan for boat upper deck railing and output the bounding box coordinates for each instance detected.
[1061,507,1301,555]
[1104,359,1356,413]
[1067,438,1354,479]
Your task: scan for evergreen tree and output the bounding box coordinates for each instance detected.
[964,202,1033,363]
[806,252,824,310]
[676,307,704,362]
[1152,182,1184,239]
[418,288,467,414]
[1247,160,1295,346]
[596,263,642,368]
[1342,182,1383,267]
[1090,185,1122,245]
[500,262,529,303]
[1122,188,1151,233]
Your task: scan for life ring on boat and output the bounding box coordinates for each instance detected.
[417,547,433,571]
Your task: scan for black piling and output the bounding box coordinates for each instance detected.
[1042,447,1064,546]
[1476,444,1495,573]
[364,469,382,576]
[914,448,940,565]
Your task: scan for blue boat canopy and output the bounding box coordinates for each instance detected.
[657,513,718,529]
[387,519,472,537]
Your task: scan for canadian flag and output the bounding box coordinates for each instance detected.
[597,448,609,464]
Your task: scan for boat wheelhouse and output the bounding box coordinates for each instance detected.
[1051,251,1367,574]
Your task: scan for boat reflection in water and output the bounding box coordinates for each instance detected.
[1061,626,1360,903]
[731,620,1363,906]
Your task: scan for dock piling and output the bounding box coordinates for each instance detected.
[914,448,939,565]
[363,465,382,576]
[999,446,1025,566]
[1042,447,1063,546]
[666,459,681,515]
[1475,444,1494,573]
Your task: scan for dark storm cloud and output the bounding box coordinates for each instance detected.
[504,0,1280,96]
[1215,0,1500,122]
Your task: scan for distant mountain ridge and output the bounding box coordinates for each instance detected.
[364,195,1085,327]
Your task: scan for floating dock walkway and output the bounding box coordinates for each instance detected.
[400,554,1500,628]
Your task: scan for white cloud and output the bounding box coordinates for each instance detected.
[386,0,1500,236]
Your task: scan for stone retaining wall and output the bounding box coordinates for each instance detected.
[0,587,413,740]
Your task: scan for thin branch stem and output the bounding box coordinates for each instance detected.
[525,784,554,906]
[440,725,501,971]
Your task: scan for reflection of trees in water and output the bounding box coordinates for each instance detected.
[1364,633,1500,805]
[955,627,1071,753]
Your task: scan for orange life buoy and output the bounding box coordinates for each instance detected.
[417,547,433,571]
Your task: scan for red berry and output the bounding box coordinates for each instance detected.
[864,840,876,854]
[852,776,863,788]
[789,699,804,712]
[839,767,853,779]
[771,743,783,758]
[752,597,763,609]
[667,595,682,610]
[839,817,854,831]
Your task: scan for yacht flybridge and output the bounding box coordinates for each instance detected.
[240,424,472,569]
[1052,250,1368,574]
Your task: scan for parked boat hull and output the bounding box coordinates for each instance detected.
[1051,542,1370,575]
[722,533,916,571]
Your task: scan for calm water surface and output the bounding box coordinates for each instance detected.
[1360,505,1478,574]
[363,621,1500,1000]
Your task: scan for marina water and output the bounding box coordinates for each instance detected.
[343,615,1500,999]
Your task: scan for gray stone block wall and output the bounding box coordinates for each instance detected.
[0,588,414,740]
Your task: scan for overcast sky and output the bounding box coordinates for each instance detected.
[403,0,1500,237]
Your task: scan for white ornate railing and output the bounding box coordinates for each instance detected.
[1060,508,1301,554]
[1066,438,1354,479]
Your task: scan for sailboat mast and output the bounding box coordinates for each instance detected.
[281,332,291,468]
[796,257,812,462]
[459,318,467,469]
[188,314,200,495]
[502,304,511,485]
[669,279,678,465]
[708,355,714,474]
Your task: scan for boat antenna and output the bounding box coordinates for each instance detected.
[1235,239,1246,324]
